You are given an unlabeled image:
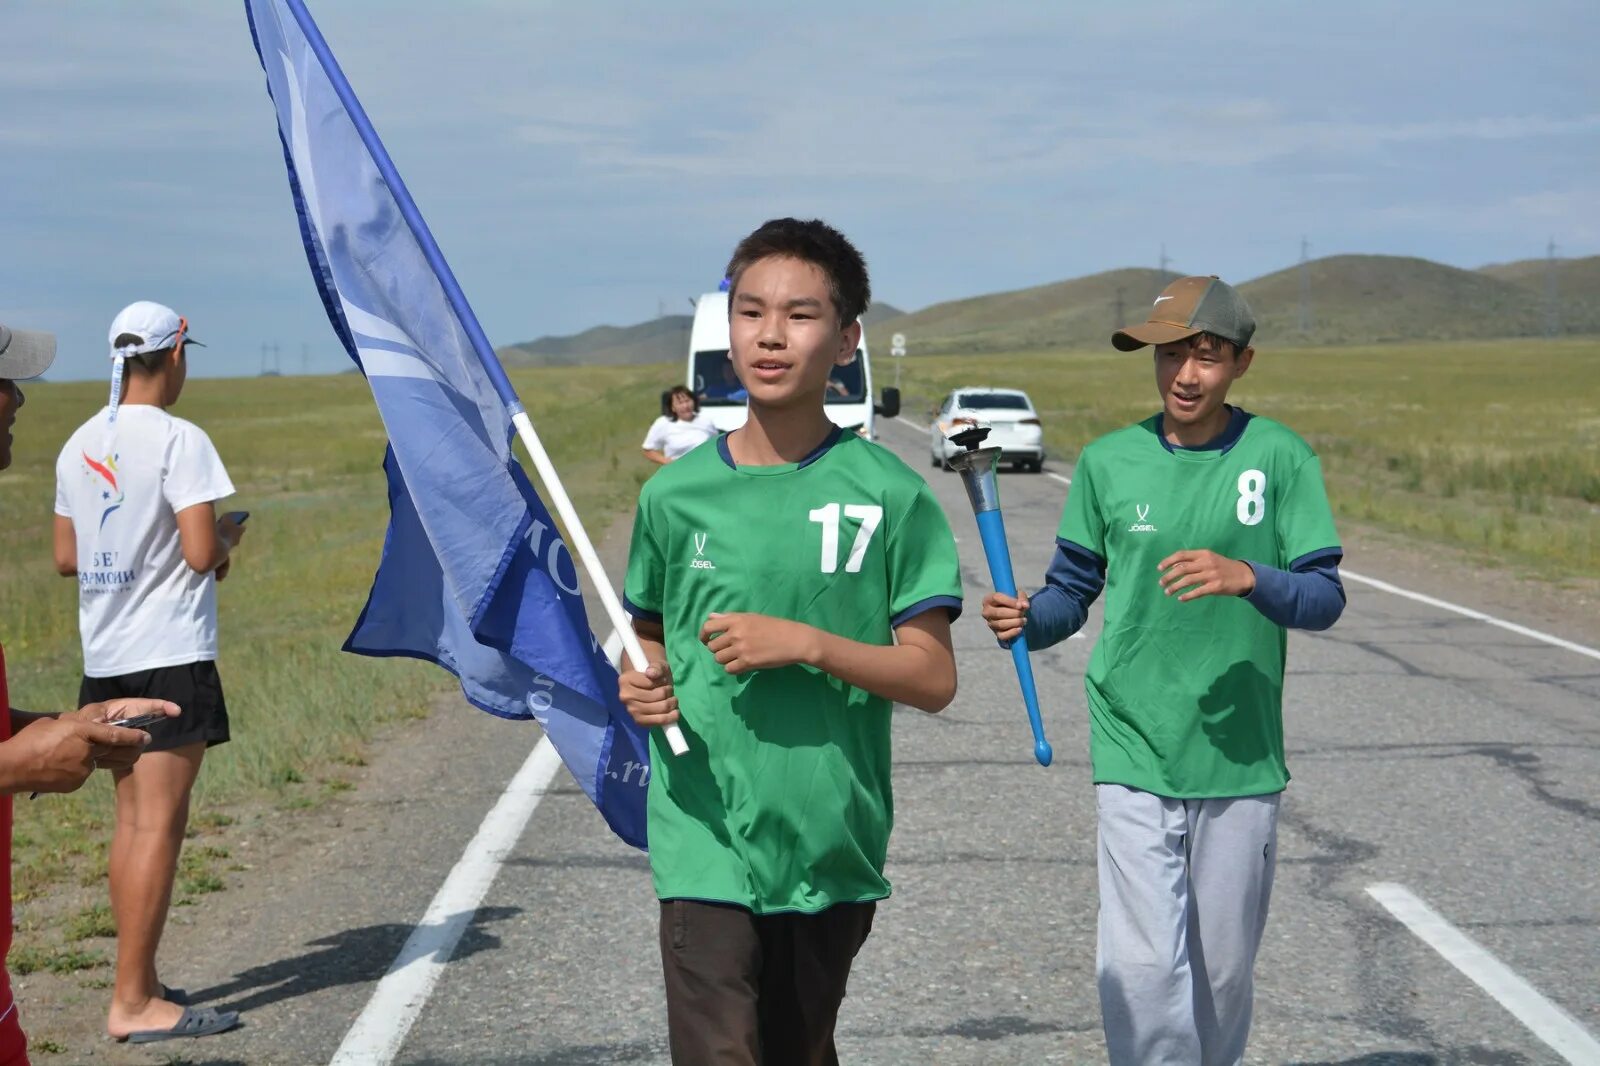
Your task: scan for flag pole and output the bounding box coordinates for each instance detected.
[280,0,688,755]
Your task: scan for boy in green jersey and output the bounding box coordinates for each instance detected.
[982,276,1345,1065]
[620,218,963,1065]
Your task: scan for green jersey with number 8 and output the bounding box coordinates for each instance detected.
[625,428,962,913]
[1059,411,1339,798]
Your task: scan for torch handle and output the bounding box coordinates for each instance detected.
[973,510,1053,767]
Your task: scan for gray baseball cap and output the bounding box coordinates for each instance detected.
[0,322,57,380]
[1112,275,1256,352]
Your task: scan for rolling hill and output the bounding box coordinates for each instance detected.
[499,254,1596,366]
[869,254,1599,354]
[499,301,905,368]
[1478,255,1600,334]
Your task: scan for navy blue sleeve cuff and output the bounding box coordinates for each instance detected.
[1015,538,1105,649]
[892,595,963,628]
[1243,551,1345,631]
[622,594,663,625]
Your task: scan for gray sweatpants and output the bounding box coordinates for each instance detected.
[1095,784,1280,1066]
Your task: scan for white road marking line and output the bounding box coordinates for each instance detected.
[1366,883,1600,1064]
[1342,570,1600,663]
[330,631,625,1065]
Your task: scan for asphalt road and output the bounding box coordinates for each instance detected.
[107,416,1599,1066]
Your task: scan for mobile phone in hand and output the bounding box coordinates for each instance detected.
[113,712,170,731]
[221,510,250,525]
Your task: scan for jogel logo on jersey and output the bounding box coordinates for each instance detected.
[1128,504,1158,534]
[690,532,716,570]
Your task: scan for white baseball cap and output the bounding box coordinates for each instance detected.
[0,322,56,380]
[108,300,204,356]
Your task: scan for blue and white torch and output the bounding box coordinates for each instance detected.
[948,426,1052,767]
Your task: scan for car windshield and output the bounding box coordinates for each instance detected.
[825,355,866,404]
[692,350,745,406]
[692,349,868,406]
[958,392,1031,411]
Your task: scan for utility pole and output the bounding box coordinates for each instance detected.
[269,342,281,374]
[1545,237,1561,339]
[1298,237,1311,335]
[1158,244,1171,277]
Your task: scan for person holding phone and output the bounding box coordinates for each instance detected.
[1,316,184,1064]
[52,302,242,1044]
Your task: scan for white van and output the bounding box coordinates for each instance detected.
[685,290,899,439]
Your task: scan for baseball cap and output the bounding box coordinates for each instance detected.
[0,322,57,380]
[1112,276,1256,352]
[108,300,204,357]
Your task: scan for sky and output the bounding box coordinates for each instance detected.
[3,1,1595,382]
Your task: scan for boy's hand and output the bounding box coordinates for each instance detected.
[699,613,815,674]
[1158,550,1255,602]
[619,662,679,727]
[981,592,1030,644]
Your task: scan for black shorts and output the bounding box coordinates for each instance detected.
[78,660,230,753]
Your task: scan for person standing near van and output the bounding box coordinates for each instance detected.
[620,218,962,1064]
[53,301,242,1044]
[981,277,1344,1064]
[642,385,718,465]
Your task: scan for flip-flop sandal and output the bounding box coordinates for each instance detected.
[123,1006,241,1044]
[158,984,190,1006]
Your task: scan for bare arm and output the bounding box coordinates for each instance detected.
[699,609,958,713]
[175,502,243,574]
[53,515,77,576]
[810,610,957,713]
[642,449,670,466]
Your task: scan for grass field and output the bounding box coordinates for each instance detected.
[0,366,662,969]
[896,337,1600,582]
[1,338,1593,977]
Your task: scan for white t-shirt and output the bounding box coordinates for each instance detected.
[54,406,236,677]
[642,413,718,461]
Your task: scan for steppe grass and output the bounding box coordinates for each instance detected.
[898,338,1600,580]
[1,365,661,931]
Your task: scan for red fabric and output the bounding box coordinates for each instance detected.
[0,1001,25,1066]
[0,645,14,1017]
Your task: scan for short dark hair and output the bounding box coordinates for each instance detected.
[665,384,697,420]
[1186,331,1245,359]
[723,218,870,328]
[114,333,175,374]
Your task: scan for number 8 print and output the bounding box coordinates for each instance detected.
[1237,469,1267,526]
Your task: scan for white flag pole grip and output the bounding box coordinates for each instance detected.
[509,411,689,756]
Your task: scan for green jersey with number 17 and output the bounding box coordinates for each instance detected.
[625,429,962,914]
[1058,411,1339,799]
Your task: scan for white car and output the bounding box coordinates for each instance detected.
[930,387,1045,472]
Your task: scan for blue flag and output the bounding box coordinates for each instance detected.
[245,0,649,848]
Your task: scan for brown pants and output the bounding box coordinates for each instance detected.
[659,899,877,1066]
